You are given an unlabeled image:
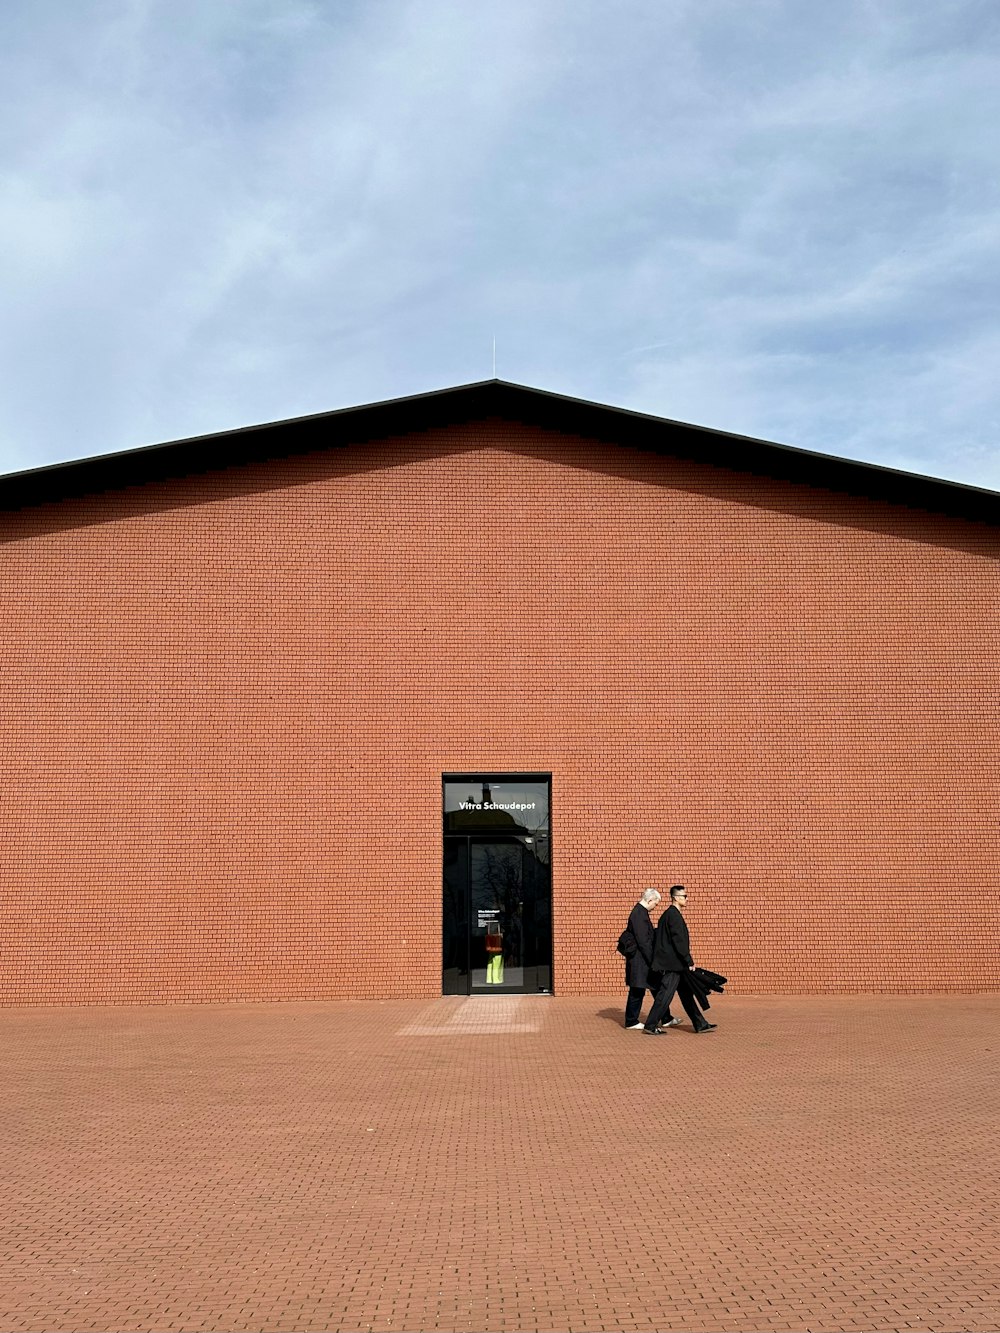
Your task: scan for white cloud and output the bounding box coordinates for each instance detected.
[0,0,999,493]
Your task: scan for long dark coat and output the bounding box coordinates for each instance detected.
[681,966,728,1012]
[624,903,656,988]
[651,904,694,973]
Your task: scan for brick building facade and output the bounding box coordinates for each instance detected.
[1,381,997,1004]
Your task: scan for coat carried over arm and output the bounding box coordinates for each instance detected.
[680,966,728,1012]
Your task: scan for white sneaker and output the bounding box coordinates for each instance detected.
[625,1022,645,1030]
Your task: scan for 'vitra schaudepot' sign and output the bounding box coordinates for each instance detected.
[458,800,537,812]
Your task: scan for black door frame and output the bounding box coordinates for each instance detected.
[442,772,553,995]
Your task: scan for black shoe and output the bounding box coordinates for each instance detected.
[693,1022,717,1032]
[642,1026,663,1035]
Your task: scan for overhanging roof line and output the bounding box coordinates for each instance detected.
[0,379,998,526]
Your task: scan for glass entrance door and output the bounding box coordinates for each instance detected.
[442,775,552,995]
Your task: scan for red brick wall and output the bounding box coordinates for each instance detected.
[1,417,997,1002]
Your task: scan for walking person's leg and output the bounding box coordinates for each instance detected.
[638,980,674,1028]
[678,975,716,1031]
[643,971,680,1034]
[624,986,647,1028]
[658,980,679,1026]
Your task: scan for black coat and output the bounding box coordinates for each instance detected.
[624,903,656,988]
[682,966,728,1012]
[651,904,694,974]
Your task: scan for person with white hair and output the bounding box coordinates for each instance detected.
[623,887,678,1030]
[643,884,717,1035]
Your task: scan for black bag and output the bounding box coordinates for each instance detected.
[616,927,637,958]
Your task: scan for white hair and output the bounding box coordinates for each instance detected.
[639,888,661,907]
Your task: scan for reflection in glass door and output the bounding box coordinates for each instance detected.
[442,775,552,995]
[471,840,525,989]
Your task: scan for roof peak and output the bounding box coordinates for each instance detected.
[1,378,998,524]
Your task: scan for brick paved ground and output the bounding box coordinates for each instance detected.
[1,994,997,1333]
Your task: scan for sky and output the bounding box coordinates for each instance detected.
[2,0,1000,491]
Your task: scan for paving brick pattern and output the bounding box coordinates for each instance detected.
[2,994,998,1332]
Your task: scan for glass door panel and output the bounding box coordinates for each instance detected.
[471,840,525,990]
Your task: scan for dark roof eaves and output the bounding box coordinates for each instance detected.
[493,381,1000,524]
[0,380,501,511]
[0,378,997,526]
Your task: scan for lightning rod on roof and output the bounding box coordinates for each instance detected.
[492,336,496,379]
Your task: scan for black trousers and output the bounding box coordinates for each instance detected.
[645,971,705,1031]
[624,983,671,1027]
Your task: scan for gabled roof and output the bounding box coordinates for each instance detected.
[1,378,998,525]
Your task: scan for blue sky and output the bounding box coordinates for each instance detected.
[2,1,1000,490]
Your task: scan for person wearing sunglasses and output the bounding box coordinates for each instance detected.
[643,884,716,1035]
